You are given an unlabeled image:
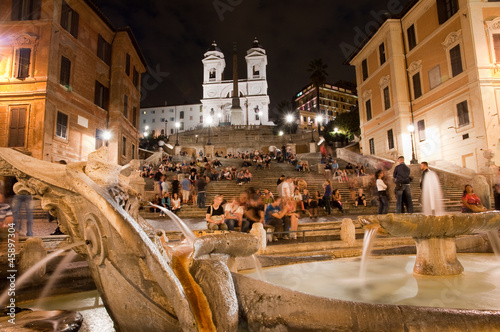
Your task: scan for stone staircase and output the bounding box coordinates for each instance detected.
[141,155,466,220]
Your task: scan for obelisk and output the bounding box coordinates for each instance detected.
[230,42,243,125]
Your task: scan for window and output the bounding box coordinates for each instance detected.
[143,119,146,123]
[151,110,155,114]
[379,43,386,65]
[97,35,111,65]
[457,101,470,127]
[449,45,463,77]
[161,129,165,135]
[200,115,203,123]
[180,111,184,119]
[132,144,135,159]
[209,69,216,80]
[362,59,368,81]
[407,25,417,50]
[180,122,184,130]
[365,100,372,121]
[132,107,137,127]
[15,48,31,79]
[56,111,69,139]
[493,34,500,62]
[60,56,71,88]
[60,1,79,38]
[189,116,193,120]
[11,0,41,21]
[152,119,155,123]
[369,138,375,155]
[8,107,27,147]
[412,72,422,99]
[122,137,127,156]
[387,129,394,150]
[133,67,139,89]
[125,53,130,76]
[417,120,426,141]
[160,118,165,122]
[170,129,174,134]
[437,0,458,24]
[383,87,391,110]
[94,81,109,110]
[95,129,103,150]
[123,95,128,118]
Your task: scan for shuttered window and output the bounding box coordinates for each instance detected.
[94,81,109,110]
[407,25,417,50]
[8,107,27,147]
[457,101,470,127]
[11,0,41,21]
[97,35,112,65]
[60,56,71,87]
[365,100,372,121]
[412,72,422,99]
[437,0,458,24]
[450,44,463,77]
[16,48,31,79]
[60,0,79,38]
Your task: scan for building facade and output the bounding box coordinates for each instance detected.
[294,81,358,130]
[201,39,273,127]
[349,0,500,171]
[140,104,203,137]
[0,0,146,164]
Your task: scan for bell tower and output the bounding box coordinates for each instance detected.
[202,41,225,83]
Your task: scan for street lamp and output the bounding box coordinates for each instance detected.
[206,116,213,145]
[316,115,323,136]
[102,130,112,147]
[175,122,180,146]
[285,114,294,142]
[408,123,418,164]
[217,113,222,126]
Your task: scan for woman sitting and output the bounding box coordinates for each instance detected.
[171,193,181,214]
[332,188,344,213]
[224,197,244,231]
[461,184,487,213]
[206,195,228,231]
[236,170,245,185]
[243,169,252,183]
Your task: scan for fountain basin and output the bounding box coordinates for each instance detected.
[359,212,500,275]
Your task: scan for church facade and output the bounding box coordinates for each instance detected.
[201,39,272,127]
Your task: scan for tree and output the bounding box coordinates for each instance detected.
[324,107,360,142]
[308,58,328,113]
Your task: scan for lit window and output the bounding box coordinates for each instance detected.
[56,111,69,139]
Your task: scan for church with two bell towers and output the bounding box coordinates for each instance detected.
[201,38,272,127]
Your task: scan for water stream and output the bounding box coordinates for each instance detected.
[359,226,378,280]
[35,250,78,308]
[251,255,264,281]
[150,203,197,244]
[0,241,85,306]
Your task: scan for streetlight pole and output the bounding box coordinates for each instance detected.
[175,122,180,146]
[408,123,418,164]
[310,122,315,143]
[285,114,294,143]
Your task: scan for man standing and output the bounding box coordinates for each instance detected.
[196,175,207,209]
[393,156,414,213]
[420,162,430,189]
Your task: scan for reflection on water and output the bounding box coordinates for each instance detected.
[241,254,500,310]
[19,290,114,332]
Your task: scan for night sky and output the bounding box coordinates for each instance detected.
[92,0,412,109]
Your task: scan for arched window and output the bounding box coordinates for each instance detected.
[209,68,216,80]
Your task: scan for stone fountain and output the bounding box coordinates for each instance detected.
[3,147,500,331]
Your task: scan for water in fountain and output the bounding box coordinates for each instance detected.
[150,203,197,245]
[251,255,265,281]
[0,241,85,306]
[359,226,378,280]
[421,171,445,216]
[35,250,78,308]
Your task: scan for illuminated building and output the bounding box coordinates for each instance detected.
[348,0,500,170]
[0,0,146,164]
[294,81,358,129]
